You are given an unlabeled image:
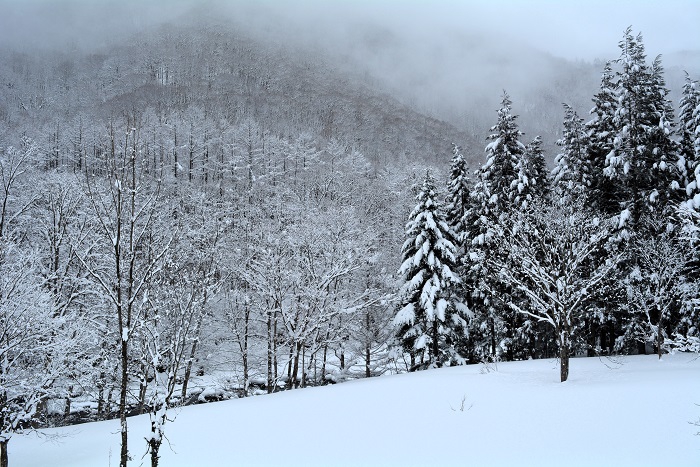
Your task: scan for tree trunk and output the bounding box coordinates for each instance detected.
[148,438,161,467]
[558,318,571,383]
[656,318,664,360]
[267,308,273,394]
[365,310,372,377]
[243,306,250,396]
[431,319,440,367]
[489,315,496,358]
[120,339,129,467]
[273,308,278,385]
[291,342,302,388]
[321,344,328,384]
[0,439,8,467]
[64,396,71,419]
[365,344,371,378]
[96,379,104,418]
[559,340,570,383]
[301,345,306,388]
[106,386,113,417]
[138,370,148,414]
[586,318,597,357]
[180,338,199,401]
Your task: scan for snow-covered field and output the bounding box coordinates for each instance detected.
[12,354,700,467]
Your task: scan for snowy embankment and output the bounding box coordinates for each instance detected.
[13,354,700,467]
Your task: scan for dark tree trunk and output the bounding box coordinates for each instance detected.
[0,438,8,467]
[431,319,440,366]
[267,308,273,393]
[106,386,113,417]
[64,396,71,419]
[586,318,597,357]
[365,310,372,377]
[273,309,278,384]
[558,316,571,383]
[301,346,306,388]
[365,344,371,378]
[560,341,570,383]
[489,315,496,358]
[656,316,664,360]
[321,343,328,384]
[0,438,9,467]
[96,378,105,418]
[291,342,301,388]
[148,438,161,467]
[181,339,199,401]
[120,339,129,467]
[138,372,148,414]
[242,305,250,396]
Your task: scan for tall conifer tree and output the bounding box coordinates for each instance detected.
[678,72,700,208]
[394,172,465,369]
[463,92,532,361]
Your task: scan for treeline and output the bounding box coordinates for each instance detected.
[394,28,700,382]
[0,23,471,169]
[0,110,411,465]
[0,19,459,467]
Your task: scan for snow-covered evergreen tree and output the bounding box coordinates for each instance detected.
[604,28,678,228]
[445,144,471,246]
[515,136,549,210]
[394,172,465,369]
[588,28,679,351]
[553,104,590,204]
[466,92,525,248]
[481,92,526,215]
[586,61,622,215]
[678,72,700,210]
[462,92,534,362]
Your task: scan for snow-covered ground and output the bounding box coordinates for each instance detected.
[12,354,700,466]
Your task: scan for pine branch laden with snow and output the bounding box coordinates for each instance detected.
[664,334,700,353]
[493,201,620,381]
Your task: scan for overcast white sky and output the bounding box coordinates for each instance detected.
[260,0,700,60]
[0,0,698,61]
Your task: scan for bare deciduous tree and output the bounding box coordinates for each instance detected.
[496,203,620,382]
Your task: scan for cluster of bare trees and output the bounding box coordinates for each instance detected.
[0,112,407,466]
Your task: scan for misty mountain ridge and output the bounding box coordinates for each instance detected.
[1,8,698,169]
[194,8,700,162]
[0,18,479,169]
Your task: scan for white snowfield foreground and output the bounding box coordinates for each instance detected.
[12,354,700,466]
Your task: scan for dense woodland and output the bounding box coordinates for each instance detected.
[0,17,698,467]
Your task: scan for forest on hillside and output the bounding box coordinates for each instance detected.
[0,9,699,467]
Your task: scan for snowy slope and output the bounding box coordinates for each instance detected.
[12,354,700,467]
